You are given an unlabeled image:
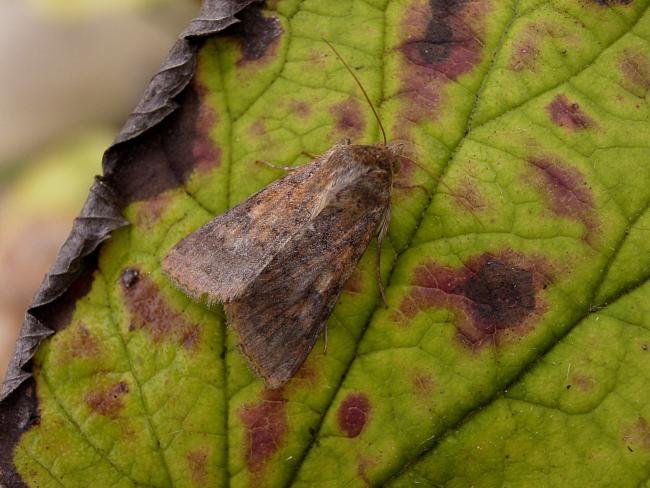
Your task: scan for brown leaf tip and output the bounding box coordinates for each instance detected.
[337,393,371,438]
[85,381,129,418]
[108,80,220,204]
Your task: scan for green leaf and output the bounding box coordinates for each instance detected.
[7,0,650,486]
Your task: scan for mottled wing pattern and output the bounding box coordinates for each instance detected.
[163,152,335,302]
[225,163,392,388]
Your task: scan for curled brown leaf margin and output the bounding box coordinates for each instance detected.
[0,1,259,485]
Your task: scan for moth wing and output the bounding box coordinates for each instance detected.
[224,169,391,388]
[162,156,333,303]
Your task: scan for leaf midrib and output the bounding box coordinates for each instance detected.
[283,0,527,484]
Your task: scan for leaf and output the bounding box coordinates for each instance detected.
[2,0,650,486]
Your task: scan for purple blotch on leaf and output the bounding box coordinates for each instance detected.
[239,390,287,472]
[398,252,552,347]
[528,155,597,242]
[337,393,371,438]
[547,95,594,130]
[121,267,201,349]
[85,381,129,418]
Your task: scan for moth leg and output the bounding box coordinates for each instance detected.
[375,240,387,307]
[256,159,297,172]
[376,207,391,308]
[302,150,318,160]
[323,323,328,354]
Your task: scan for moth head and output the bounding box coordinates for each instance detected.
[385,142,405,175]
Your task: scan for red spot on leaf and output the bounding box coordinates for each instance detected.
[120,268,201,349]
[397,251,552,348]
[250,120,267,137]
[412,373,435,395]
[337,393,371,438]
[591,0,633,5]
[289,100,311,118]
[344,268,364,294]
[239,390,287,472]
[188,82,222,175]
[397,0,489,127]
[135,192,173,230]
[453,179,486,211]
[619,50,650,96]
[623,418,650,451]
[186,448,210,485]
[85,381,129,418]
[330,98,366,139]
[293,363,319,388]
[510,38,539,72]
[393,151,432,189]
[64,325,101,362]
[547,95,594,131]
[357,456,377,485]
[180,326,201,350]
[528,155,598,242]
[508,22,576,73]
[569,373,595,392]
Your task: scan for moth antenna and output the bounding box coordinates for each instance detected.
[323,38,387,145]
[399,157,489,218]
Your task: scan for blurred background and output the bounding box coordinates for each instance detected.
[0,0,200,378]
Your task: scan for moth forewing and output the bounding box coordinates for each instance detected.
[221,143,400,387]
[162,142,401,387]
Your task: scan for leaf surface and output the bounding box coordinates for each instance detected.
[4,0,650,486]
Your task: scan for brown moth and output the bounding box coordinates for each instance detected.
[162,41,401,388]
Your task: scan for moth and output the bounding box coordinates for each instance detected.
[162,41,402,388]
